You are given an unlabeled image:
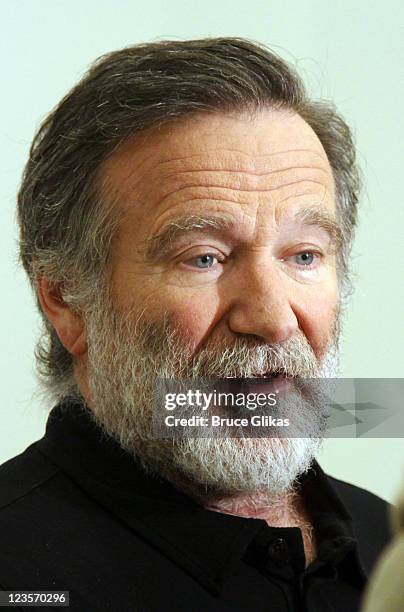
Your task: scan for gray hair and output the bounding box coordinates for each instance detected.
[17,37,361,404]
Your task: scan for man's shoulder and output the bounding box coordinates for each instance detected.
[0,444,69,579]
[0,443,60,511]
[327,473,392,572]
[328,474,391,519]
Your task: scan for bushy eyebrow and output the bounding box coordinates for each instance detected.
[144,215,235,262]
[293,206,344,251]
[144,207,343,263]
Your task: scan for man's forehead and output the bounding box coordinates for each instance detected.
[101,109,335,209]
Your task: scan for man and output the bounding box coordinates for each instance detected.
[0,38,390,610]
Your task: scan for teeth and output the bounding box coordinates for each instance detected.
[251,373,278,378]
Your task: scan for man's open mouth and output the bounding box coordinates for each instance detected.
[223,371,288,379]
[244,371,288,381]
[221,374,284,390]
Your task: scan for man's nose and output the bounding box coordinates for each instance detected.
[227,265,299,345]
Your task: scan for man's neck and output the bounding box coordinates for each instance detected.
[204,490,317,566]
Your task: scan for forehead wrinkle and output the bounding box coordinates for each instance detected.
[148,154,330,194]
[107,145,330,191]
[134,158,333,211]
[105,136,333,220]
[280,178,333,202]
[151,147,330,171]
[161,165,330,178]
[151,165,331,200]
[150,178,330,215]
[131,145,333,203]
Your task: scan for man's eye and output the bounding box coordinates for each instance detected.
[186,254,220,269]
[190,254,218,269]
[293,251,317,266]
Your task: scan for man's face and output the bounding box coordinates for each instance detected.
[82,109,341,497]
[105,108,338,357]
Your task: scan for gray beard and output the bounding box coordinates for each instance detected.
[83,290,340,500]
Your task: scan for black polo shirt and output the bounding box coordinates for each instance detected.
[0,402,391,611]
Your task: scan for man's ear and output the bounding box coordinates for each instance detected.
[37,277,87,357]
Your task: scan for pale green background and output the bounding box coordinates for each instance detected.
[1,0,403,502]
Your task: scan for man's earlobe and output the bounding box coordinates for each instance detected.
[37,277,87,357]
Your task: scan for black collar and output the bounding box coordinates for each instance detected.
[36,401,367,595]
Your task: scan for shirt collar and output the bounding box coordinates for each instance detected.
[36,401,367,595]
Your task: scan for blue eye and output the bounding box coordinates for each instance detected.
[294,252,315,266]
[193,254,217,268]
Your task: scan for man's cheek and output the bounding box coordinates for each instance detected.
[166,299,220,347]
[307,299,339,358]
